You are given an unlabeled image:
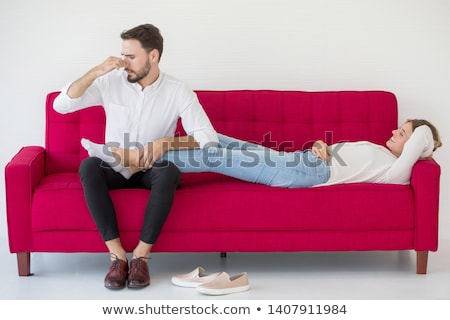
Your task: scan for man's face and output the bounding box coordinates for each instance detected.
[121,39,152,83]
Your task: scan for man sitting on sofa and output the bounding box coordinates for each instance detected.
[53,23,218,289]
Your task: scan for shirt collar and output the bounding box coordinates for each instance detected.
[122,71,164,92]
[144,72,163,92]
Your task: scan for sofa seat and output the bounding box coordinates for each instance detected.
[32,172,415,234]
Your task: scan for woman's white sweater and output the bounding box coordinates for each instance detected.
[324,125,434,185]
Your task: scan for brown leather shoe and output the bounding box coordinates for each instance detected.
[104,258,128,289]
[127,257,150,288]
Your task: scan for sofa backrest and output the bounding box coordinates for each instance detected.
[45,90,398,174]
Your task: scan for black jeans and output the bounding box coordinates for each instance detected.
[78,157,181,244]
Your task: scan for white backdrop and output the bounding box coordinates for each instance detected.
[1,0,449,243]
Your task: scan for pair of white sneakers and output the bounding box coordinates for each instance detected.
[171,267,250,295]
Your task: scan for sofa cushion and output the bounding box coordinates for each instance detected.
[32,172,415,233]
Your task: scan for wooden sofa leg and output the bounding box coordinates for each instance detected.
[17,252,32,276]
[416,250,428,275]
[220,252,227,258]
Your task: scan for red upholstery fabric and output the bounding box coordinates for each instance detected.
[31,172,414,233]
[5,90,440,272]
[44,90,397,174]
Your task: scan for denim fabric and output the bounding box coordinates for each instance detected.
[161,134,330,188]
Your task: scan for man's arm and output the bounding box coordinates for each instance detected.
[54,56,125,114]
[141,136,199,168]
[67,56,125,98]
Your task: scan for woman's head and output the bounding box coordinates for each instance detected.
[407,119,442,151]
[386,119,442,157]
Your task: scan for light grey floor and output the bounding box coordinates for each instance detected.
[1,236,449,300]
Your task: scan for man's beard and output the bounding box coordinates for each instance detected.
[126,60,151,83]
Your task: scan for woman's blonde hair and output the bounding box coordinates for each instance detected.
[407,119,442,151]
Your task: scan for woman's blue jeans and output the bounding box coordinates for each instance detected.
[160,134,330,188]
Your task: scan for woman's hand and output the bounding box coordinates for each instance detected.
[312,140,329,161]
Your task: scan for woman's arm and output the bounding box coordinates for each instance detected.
[386,125,434,184]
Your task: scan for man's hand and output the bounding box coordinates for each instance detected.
[138,142,156,169]
[139,136,199,169]
[112,136,199,170]
[91,56,126,78]
[312,140,330,161]
[111,141,168,169]
[67,56,125,99]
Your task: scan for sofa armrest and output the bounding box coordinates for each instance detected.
[410,159,441,251]
[4,146,45,253]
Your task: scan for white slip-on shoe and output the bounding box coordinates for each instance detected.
[171,267,221,288]
[196,272,250,295]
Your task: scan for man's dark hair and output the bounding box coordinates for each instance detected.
[121,24,164,61]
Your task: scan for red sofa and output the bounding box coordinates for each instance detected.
[5,90,441,276]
